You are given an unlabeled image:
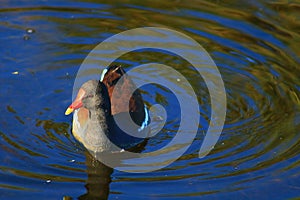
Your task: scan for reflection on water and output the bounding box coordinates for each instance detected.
[77,152,113,200]
[0,0,299,199]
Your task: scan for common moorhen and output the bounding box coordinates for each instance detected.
[65,65,150,152]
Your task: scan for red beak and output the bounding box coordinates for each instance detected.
[65,88,85,115]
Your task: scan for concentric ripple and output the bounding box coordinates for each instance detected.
[0,1,299,199]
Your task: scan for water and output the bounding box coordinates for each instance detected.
[1,1,300,199]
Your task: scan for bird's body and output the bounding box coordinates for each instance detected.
[65,66,149,152]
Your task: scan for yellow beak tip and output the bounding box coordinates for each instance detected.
[65,108,74,115]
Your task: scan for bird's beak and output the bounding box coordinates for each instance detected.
[65,88,85,115]
[65,107,74,115]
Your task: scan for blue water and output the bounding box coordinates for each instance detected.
[0,1,299,199]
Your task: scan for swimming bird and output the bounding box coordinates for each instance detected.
[65,65,150,152]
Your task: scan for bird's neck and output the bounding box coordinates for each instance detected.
[83,108,114,152]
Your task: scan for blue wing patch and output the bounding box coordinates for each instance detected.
[138,105,150,132]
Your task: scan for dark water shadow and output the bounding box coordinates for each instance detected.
[77,151,113,200]
[63,140,147,200]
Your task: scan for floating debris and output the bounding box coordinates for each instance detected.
[26,28,35,34]
[46,179,51,183]
[12,71,19,75]
[23,35,30,40]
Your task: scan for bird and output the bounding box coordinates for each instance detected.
[65,65,150,152]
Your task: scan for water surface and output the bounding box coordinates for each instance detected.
[0,1,299,199]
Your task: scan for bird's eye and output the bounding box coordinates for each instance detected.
[84,94,94,99]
